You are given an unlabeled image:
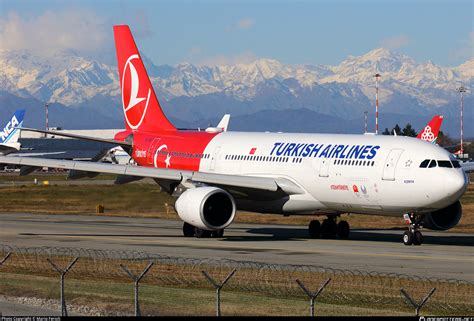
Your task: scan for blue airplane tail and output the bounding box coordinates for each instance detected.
[0,109,26,144]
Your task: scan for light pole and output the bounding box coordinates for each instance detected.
[364,111,368,133]
[374,73,382,134]
[456,86,467,156]
[45,102,49,131]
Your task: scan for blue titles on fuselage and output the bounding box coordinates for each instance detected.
[270,142,380,160]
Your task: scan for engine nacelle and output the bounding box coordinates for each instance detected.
[422,200,462,231]
[175,187,236,230]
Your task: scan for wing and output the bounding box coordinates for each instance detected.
[18,128,132,148]
[0,155,304,198]
[461,161,474,173]
[0,144,19,155]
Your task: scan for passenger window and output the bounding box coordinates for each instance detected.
[452,160,461,168]
[428,160,436,168]
[419,159,430,168]
[437,160,452,168]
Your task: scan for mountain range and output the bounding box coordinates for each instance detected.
[0,48,472,137]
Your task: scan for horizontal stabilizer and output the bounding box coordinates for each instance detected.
[18,128,132,147]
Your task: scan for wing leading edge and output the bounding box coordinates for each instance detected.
[0,155,304,195]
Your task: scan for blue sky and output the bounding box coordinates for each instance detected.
[0,0,472,66]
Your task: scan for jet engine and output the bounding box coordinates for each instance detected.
[175,186,236,230]
[422,200,462,230]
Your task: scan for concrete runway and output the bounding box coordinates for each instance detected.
[0,213,473,281]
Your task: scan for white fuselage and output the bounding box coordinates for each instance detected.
[198,132,468,217]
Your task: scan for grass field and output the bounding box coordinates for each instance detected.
[0,174,474,233]
[0,256,471,317]
[0,173,473,232]
[0,272,419,316]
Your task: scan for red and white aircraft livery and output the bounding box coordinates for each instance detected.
[1,25,468,245]
[416,115,443,144]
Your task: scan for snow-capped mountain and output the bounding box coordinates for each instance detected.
[1,48,470,105]
[0,49,119,105]
[0,48,472,135]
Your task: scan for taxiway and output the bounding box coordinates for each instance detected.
[0,213,472,280]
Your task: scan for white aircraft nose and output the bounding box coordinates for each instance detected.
[443,171,468,202]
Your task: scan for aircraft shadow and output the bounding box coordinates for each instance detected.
[19,230,474,246]
[239,227,474,246]
[19,233,182,238]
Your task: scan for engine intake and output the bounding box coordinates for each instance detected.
[175,186,236,230]
[422,200,462,231]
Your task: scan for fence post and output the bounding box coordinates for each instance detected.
[0,252,11,267]
[120,262,154,317]
[400,288,436,316]
[296,278,331,317]
[202,269,236,317]
[46,257,79,317]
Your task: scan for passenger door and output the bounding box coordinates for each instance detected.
[382,149,404,181]
[210,146,221,171]
[319,158,330,177]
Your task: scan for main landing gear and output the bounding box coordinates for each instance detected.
[308,216,350,239]
[182,222,224,238]
[402,214,423,246]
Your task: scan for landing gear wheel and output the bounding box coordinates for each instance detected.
[402,231,413,246]
[413,230,423,245]
[402,213,424,246]
[321,218,338,239]
[308,220,322,239]
[194,228,212,238]
[337,220,350,239]
[183,222,195,237]
[212,229,224,238]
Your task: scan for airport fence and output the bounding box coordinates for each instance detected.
[0,244,472,316]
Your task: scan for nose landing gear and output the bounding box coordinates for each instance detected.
[402,214,423,246]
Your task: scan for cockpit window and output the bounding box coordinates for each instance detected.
[452,160,461,168]
[419,159,430,168]
[437,160,453,168]
[428,160,437,168]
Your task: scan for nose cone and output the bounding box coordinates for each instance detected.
[443,171,468,203]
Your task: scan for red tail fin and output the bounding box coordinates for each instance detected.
[113,25,175,132]
[417,115,443,144]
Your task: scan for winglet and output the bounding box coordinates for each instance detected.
[217,114,230,132]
